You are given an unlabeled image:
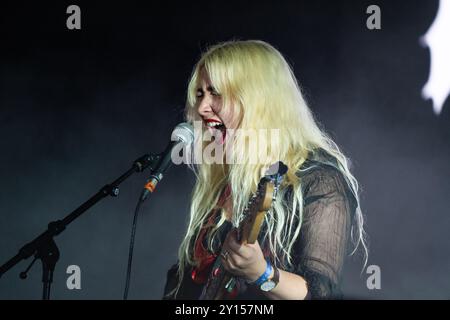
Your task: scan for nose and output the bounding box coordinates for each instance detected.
[197,95,215,118]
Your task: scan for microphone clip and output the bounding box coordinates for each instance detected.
[133,153,161,173]
[133,153,165,202]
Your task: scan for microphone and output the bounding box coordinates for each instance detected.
[140,122,194,201]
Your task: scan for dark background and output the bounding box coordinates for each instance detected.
[1,0,449,299]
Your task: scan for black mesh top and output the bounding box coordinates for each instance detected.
[163,149,358,300]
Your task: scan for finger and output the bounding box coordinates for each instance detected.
[242,241,261,257]
[227,229,244,254]
[225,229,254,261]
[222,232,236,255]
[220,247,243,270]
[249,239,262,250]
[227,251,243,269]
[221,255,245,277]
[220,253,236,271]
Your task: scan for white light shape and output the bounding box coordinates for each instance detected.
[421,0,450,115]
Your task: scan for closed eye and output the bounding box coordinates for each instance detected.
[196,87,220,98]
[196,89,204,98]
[207,86,220,96]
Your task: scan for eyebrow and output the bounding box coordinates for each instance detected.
[197,86,217,93]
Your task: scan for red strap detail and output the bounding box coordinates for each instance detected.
[191,184,233,285]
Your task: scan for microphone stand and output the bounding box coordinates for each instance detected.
[0,153,161,300]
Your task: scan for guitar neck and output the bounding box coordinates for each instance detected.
[198,161,287,300]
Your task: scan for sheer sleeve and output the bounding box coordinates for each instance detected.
[292,164,356,299]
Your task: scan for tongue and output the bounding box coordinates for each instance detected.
[208,125,226,145]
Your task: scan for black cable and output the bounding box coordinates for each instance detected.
[123,190,146,300]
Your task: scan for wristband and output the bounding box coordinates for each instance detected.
[250,259,272,286]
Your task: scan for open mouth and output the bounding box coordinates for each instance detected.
[204,119,226,130]
[203,118,227,142]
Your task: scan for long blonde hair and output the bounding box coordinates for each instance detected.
[170,40,367,297]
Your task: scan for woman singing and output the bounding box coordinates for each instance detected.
[163,40,367,300]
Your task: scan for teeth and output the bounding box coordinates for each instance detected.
[206,121,223,128]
